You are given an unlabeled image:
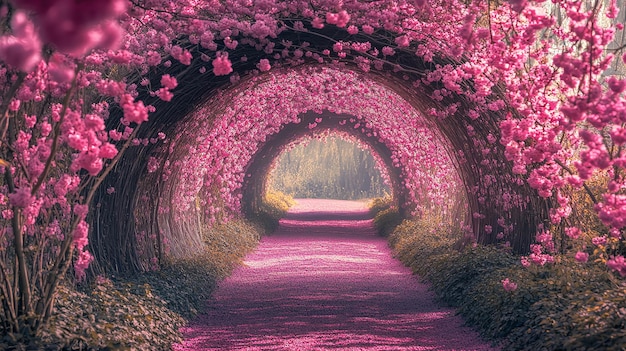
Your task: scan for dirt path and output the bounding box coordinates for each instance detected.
[174,199,498,351]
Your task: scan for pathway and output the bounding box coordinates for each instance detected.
[174,199,498,351]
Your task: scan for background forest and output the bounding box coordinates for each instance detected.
[269,137,389,200]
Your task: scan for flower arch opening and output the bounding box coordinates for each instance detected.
[94,62,549,271]
[265,132,392,200]
[129,65,465,262]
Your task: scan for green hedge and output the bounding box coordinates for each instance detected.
[368,195,403,236]
[250,190,295,233]
[6,217,268,350]
[385,218,626,351]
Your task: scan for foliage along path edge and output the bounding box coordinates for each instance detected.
[174,199,498,351]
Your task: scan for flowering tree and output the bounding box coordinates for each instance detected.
[0,0,152,338]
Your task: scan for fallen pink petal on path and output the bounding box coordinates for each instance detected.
[174,199,499,351]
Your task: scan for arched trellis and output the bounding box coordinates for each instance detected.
[91,23,552,273]
[241,111,408,218]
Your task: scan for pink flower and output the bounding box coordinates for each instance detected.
[591,236,607,246]
[147,157,159,173]
[565,227,581,239]
[521,257,530,267]
[382,46,396,56]
[36,0,126,56]
[574,251,589,263]
[502,278,518,292]
[74,204,88,219]
[160,74,178,90]
[120,94,149,125]
[72,152,103,176]
[170,45,192,65]
[84,113,105,131]
[606,255,626,276]
[146,51,161,66]
[212,54,233,76]
[109,129,122,141]
[326,10,350,28]
[224,37,238,50]
[24,115,37,129]
[395,35,410,48]
[609,228,622,239]
[99,143,118,159]
[2,209,13,220]
[529,253,553,266]
[9,187,33,208]
[155,88,174,101]
[48,53,75,84]
[74,249,93,281]
[258,59,271,72]
[362,25,374,35]
[0,11,42,72]
[53,174,78,198]
[95,20,123,51]
[72,220,89,250]
[508,0,528,13]
[311,17,325,29]
[607,76,626,94]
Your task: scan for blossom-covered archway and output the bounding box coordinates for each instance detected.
[240,115,407,219]
[95,59,547,271]
[1,0,621,275]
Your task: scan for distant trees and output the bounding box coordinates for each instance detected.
[269,136,389,200]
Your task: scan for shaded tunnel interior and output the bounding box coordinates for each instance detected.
[90,24,552,273]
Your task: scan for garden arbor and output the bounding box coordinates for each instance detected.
[94,46,550,273]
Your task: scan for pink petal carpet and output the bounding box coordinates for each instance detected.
[174,199,499,351]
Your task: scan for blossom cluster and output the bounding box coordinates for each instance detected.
[151,66,462,246]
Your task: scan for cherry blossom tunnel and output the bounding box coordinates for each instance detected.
[241,112,406,216]
[92,30,552,273]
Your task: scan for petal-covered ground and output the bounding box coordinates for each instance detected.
[174,199,499,351]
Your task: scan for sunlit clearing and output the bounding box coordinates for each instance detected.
[268,135,390,200]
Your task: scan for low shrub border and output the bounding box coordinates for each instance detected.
[384,218,626,351]
[4,193,293,350]
[368,195,403,237]
[36,219,263,350]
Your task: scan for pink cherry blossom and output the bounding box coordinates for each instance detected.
[120,94,149,125]
[212,54,233,76]
[606,255,626,277]
[501,278,518,292]
[258,59,271,72]
[574,251,589,263]
[591,236,607,246]
[0,11,41,72]
[8,187,33,208]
